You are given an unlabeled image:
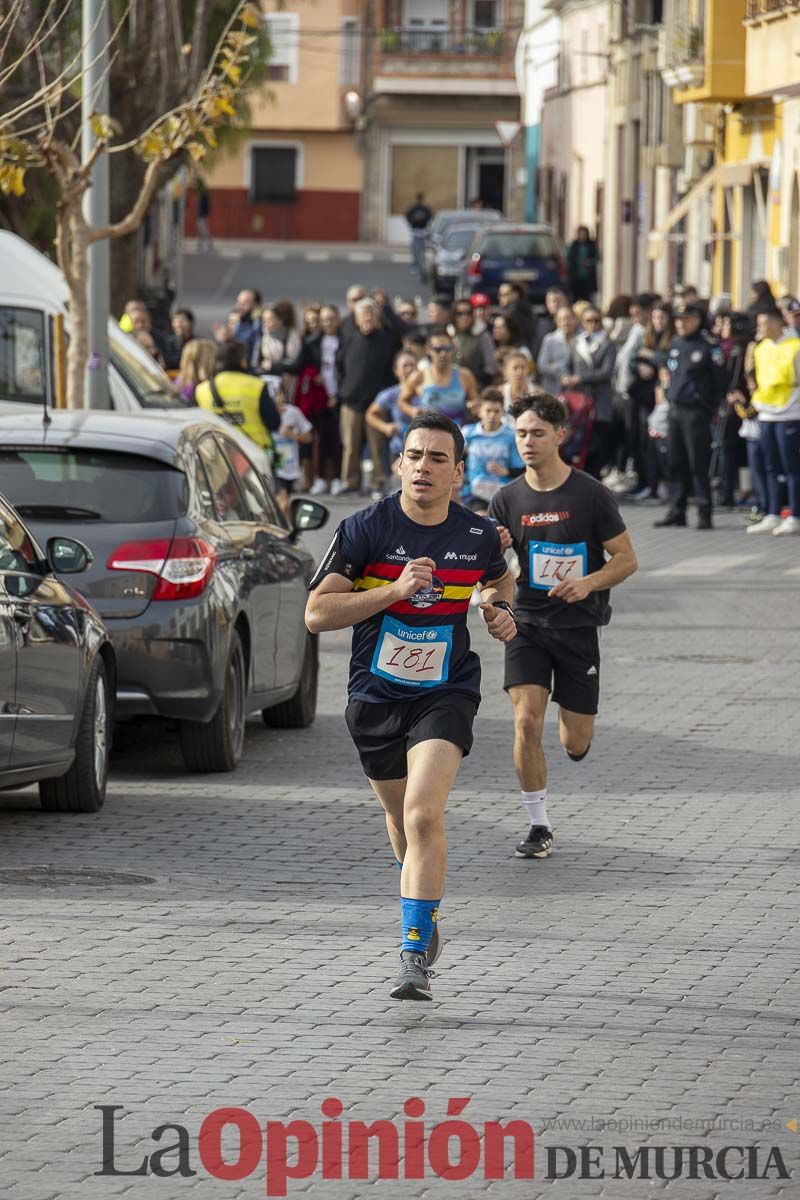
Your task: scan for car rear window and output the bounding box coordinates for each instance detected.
[0,448,187,522]
[480,233,560,259]
[442,226,479,251]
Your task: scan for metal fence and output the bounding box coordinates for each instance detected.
[745,0,800,18]
[379,28,505,56]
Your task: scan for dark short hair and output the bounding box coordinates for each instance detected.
[426,326,451,345]
[430,295,452,311]
[759,307,784,322]
[509,391,569,430]
[631,293,654,310]
[173,307,195,324]
[403,410,465,464]
[480,387,504,406]
[216,339,247,373]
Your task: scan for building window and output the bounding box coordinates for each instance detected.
[264,13,298,83]
[340,18,360,86]
[250,146,299,204]
[473,0,501,29]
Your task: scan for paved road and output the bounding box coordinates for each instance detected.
[2,499,799,1199]
[181,244,428,339]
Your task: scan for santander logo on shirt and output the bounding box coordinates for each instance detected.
[521,512,571,527]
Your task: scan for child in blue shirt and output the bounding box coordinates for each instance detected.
[462,388,525,511]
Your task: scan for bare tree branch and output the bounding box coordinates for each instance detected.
[86,155,161,242]
[189,0,214,84]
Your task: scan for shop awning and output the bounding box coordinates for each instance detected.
[647,164,719,261]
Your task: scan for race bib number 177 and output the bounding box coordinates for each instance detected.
[528,541,588,591]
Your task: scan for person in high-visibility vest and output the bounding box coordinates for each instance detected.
[195,340,280,455]
[747,306,800,536]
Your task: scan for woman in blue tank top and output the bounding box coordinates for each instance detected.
[398,330,479,426]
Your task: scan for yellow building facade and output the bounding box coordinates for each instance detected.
[655,0,800,306]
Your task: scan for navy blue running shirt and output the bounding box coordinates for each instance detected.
[310,494,508,703]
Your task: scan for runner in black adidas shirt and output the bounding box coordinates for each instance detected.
[306,411,516,1001]
[488,393,637,860]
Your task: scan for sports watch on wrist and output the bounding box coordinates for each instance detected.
[491,600,516,622]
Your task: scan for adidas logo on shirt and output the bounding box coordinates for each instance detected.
[586,666,598,676]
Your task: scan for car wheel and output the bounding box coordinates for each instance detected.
[39,656,110,813]
[180,631,246,772]
[262,634,318,730]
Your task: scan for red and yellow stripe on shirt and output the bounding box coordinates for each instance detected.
[353,561,484,616]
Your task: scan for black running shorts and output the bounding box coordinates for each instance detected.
[345,691,479,781]
[503,622,600,715]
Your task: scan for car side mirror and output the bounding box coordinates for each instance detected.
[289,498,328,542]
[46,536,93,574]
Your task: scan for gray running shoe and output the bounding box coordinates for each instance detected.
[389,951,433,1001]
[426,921,444,967]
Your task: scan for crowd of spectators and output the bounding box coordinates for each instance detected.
[119,273,800,534]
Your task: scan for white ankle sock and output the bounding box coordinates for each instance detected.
[521,789,550,829]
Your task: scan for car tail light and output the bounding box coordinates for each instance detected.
[556,257,568,282]
[107,537,216,601]
[468,254,482,278]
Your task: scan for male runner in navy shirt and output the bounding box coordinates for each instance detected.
[306,411,516,1001]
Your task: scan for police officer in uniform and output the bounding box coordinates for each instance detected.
[655,303,727,530]
[195,340,280,454]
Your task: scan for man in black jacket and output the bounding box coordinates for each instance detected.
[335,299,398,497]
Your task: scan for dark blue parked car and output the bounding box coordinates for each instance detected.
[457,223,569,306]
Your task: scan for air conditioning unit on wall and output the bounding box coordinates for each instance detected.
[683,103,715,147]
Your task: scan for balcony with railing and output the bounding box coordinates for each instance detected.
[745,0,800,93]
[745,0,800,18]
[661,0,705,88]
[660,0,746,100]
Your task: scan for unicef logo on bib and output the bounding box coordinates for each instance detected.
[409,575,445,609]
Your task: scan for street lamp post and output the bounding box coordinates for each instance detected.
[81,0,111,409]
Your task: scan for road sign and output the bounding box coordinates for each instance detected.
[495,120,522,148]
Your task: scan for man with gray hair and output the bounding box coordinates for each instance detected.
[334,297,398,497]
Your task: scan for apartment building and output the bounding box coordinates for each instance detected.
[538,0,611,246]
[186,0,365,242]
[602,0,683,301]
[358,0,525,242]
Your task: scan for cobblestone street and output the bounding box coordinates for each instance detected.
[2,501,799,1199]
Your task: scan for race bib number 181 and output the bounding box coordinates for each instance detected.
[528,541,588,591]
[371,615,453,688]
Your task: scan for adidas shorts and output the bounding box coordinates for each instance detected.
[503,622,600,715]
[345,691,478,781]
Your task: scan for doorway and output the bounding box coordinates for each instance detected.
[466,147,505,212]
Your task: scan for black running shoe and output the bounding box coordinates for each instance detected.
[389,951,433,1001]
[515,825,554,859]
[426,921,444,967]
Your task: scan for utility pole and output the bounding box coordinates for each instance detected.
[81,0,111,408]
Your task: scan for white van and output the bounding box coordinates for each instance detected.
[0,231,275,478]
[0,230,184,415]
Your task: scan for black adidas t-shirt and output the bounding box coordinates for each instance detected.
[310,494,507,703]
[488,469,626,629]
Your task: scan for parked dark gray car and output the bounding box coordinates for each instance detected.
[0,411,328,774]
[0,491,115,811]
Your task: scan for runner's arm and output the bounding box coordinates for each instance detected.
[477,569,515,609]
[548,530,637,604]
[306,558,437,634]
[397,372,423,419]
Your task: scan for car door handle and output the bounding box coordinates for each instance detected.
[13,607,32,624]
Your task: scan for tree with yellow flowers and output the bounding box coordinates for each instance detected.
[0,0,266,407]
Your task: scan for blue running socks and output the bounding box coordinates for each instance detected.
[401,897,440,953]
